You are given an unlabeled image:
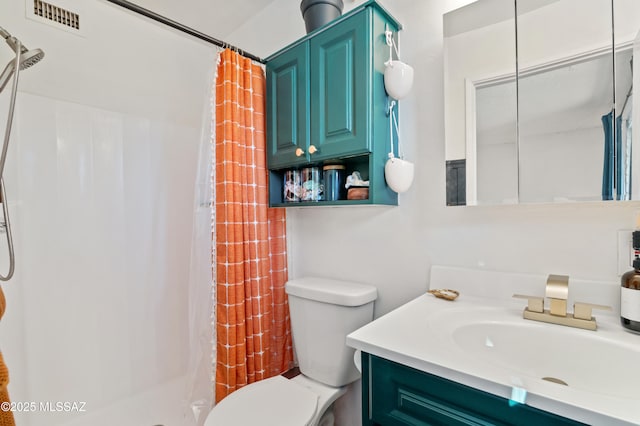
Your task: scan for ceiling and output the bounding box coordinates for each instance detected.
[126,0,280,39]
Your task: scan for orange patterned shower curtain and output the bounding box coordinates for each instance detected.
[214,49,293,403]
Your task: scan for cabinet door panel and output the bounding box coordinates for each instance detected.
[366,355,586,426]
[324,43,352,138]
[266,43,309,168]
[310,11,370,160]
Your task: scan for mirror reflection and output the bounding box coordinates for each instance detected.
[517,0,614,203]
[444,0,517,206]
[444,0,640,206]
[475,79,518,204]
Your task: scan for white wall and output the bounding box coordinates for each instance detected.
[0,0,214,126]
[229,0,640,424]
[0,0,215,425]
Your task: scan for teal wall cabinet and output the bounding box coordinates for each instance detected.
[361,353,586,426]
[266,0,401,207]
[266,42,309,169]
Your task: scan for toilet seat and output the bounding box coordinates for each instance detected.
[204,375,319,426]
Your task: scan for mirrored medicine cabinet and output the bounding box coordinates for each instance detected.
[444,0,640,206]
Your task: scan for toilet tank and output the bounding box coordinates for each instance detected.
[285,277,377,387]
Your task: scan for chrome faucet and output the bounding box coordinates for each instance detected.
[514,274,611,331]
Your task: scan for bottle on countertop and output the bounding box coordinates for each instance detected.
[621,230,640,333]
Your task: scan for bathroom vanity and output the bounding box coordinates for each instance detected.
[361,354,582,425]
[347,266,639,426]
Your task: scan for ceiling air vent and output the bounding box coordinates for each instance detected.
[33,0,80,30]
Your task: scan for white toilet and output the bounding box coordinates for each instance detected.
[204,276,377,426]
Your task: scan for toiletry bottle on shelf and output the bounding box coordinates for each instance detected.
[621,230,640,333]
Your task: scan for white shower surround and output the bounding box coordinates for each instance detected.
[0,90,212,426]
[0,0,217,424]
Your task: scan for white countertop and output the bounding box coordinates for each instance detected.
[346,291,640,426]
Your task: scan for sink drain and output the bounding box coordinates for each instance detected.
[542,377,568,386]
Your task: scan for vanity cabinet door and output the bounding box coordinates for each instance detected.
[363,354,585,426]
[266,42,310,168]
[309,10,370,161]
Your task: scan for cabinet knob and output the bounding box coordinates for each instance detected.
[295,148,305,157]
[308,145,318,154]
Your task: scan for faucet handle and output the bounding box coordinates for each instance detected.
[513,294,544,313]
[573,302,612,321]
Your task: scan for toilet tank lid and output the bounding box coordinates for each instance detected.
[285,277,377,306]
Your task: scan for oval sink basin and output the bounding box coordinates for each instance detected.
[451,320,640,399]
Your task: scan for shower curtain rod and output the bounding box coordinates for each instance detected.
[104,0,265,64]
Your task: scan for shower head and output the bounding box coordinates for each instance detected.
[5,38,45,70]
[17,48,44,70]
[0,49,45,93]
[0,28,45,93]
[0,26,44,69]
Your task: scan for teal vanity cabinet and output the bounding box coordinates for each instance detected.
[361,353,585,426]
[265,0,400,207]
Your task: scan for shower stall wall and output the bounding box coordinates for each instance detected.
[0,0,216,425]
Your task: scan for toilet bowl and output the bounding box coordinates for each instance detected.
[204,374,346,426]
[205,277,377,426]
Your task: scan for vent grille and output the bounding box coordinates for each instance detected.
[33,0,79,30]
